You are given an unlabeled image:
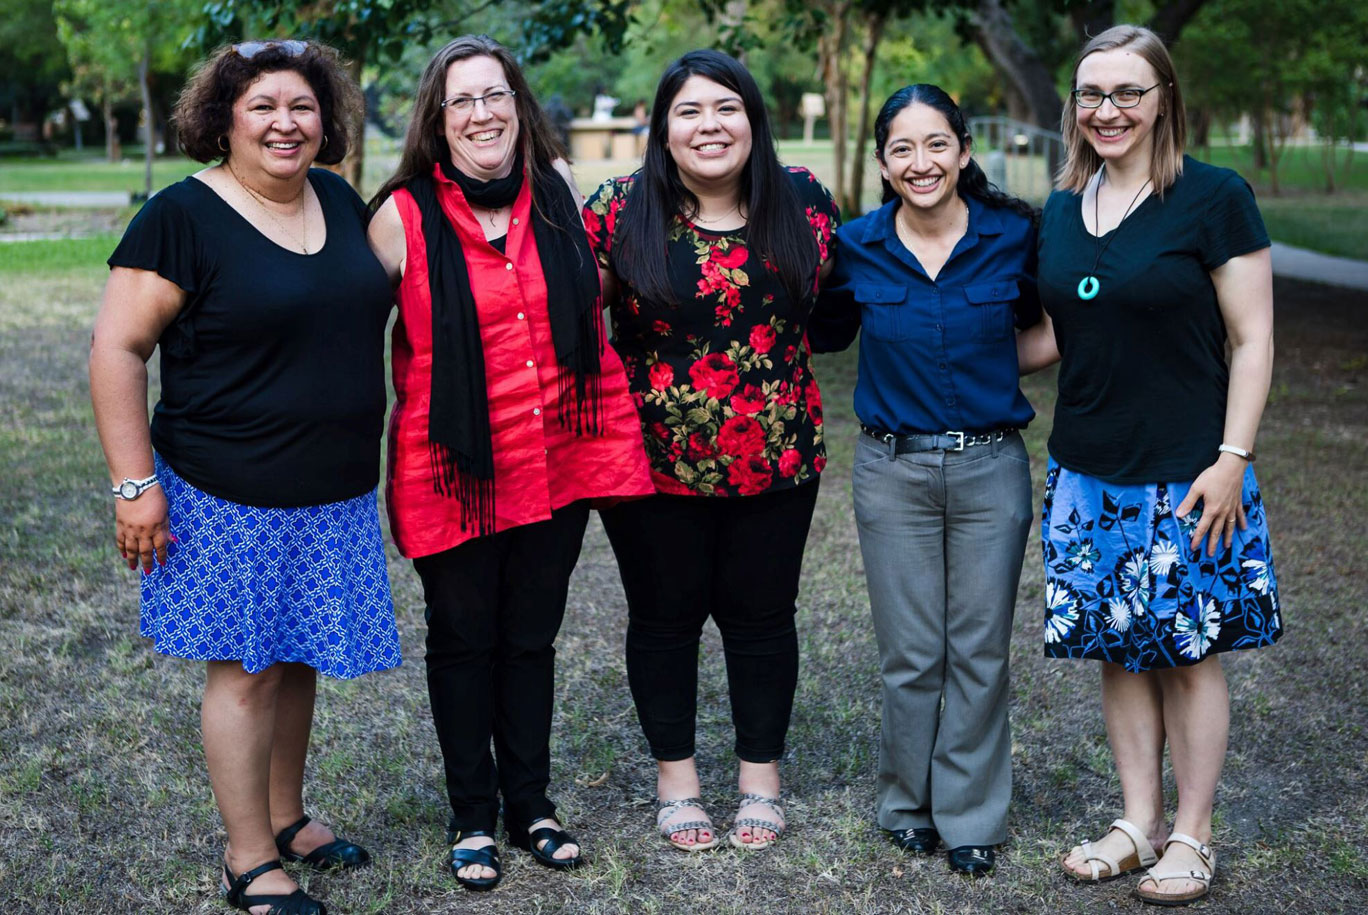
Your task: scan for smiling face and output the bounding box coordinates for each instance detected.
[664,75,753,195]
[442,54,520,181]
[877,102,971,214]
[226,69,322,183]
[1073,48,1164,170]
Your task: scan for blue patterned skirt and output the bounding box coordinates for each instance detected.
[1041,459,1281,671]
[140,456,401,678]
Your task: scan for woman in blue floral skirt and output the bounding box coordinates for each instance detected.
[1019,26,1280,907]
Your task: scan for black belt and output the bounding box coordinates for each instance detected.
[860,425,1017,454]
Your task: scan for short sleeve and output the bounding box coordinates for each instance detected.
[107,190,199,295]
[786,167,841,267]
[583,176,630,269]
[1198,173,1269,271]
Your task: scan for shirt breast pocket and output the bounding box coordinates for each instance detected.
[963,279,1019,343]
[855,282,911,341]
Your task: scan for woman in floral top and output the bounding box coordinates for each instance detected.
[584,49,838,852]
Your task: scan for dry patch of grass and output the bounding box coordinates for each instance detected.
[1,252,1365,914]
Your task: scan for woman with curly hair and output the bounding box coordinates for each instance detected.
[90,40,395,915]
[583,48,839,853]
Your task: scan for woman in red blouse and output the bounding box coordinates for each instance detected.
[584,49,839,852]
[367,35,652,890]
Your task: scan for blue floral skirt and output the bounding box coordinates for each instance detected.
[1041,459,1281,671]
[140,456,401,678]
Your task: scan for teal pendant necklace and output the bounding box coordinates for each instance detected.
[1078,168,1152,301]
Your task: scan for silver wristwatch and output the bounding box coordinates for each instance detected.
[111,474,160,500]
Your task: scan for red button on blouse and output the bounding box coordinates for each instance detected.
[387,165,653,559]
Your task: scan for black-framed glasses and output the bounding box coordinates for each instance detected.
[440,89,517,113]
[232,39,308,59]
[1072,84,1161,109]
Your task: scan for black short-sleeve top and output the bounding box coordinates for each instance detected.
[1038,156,1269,484]
[107,169,392,507]
[583,166,840,497]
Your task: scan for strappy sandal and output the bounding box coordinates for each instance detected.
[1061,817,1159,882]
[656,797,720,852]
[448,830,502,892]
[508,819,585,870]
[223,859,327,915]
[275,814,371,871]
[728,793,785,850]
[1134,833,1215,907]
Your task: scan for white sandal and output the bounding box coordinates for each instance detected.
[1134,833,1215,906]
[1062,817,1159,882]
[656,797,720,852]
[728,793,785,850]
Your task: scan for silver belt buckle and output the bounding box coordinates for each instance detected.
[947,431,965,452]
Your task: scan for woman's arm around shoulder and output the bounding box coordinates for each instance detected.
[89,267,187,571]
[367,194,407,288]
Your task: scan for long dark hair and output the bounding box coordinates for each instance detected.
[611,49,817,307]
[369,35,567,218]
[874,84,1037,223]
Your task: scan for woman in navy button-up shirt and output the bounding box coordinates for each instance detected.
[810,84,1039,876]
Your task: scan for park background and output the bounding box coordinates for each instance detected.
[2,0,1366,912]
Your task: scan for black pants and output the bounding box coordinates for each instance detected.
[413,501,590,835]
[599,480,820,763]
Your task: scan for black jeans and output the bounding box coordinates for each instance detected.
[413,501,590,835]
[599,480,820,763]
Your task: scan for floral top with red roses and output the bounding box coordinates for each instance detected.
[584,167,840,497]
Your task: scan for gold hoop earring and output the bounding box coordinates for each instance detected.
[217,136,229,152]
[321,134,329,149]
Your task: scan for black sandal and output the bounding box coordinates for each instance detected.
[223,859,327,915]
[508,820,585,870]
[275,815,371,871]
[449,830,502,891]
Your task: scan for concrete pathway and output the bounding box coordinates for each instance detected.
[0,190,131,207]
[1270,242,1368,292]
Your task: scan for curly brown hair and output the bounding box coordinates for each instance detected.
[174,41,362,165]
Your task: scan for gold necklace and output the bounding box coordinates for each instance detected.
[692,201,743,225]
[229,165,309,254]
[895,197,968,246]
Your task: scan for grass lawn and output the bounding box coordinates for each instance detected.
[1,238,1366,913]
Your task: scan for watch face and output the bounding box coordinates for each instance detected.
[120,480,139,499]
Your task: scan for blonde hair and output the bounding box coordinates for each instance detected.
[1057,25,1187,197]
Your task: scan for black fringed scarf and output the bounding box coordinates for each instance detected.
[407,152,604,536]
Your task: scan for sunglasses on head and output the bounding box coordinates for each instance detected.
[232,39,308,59]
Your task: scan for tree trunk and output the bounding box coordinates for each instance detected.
[1070,0,1116,43]
[139,45,154,200]
[972,0,1064,134]
[1263,101,1281,196]
[103,95,117,163]
[817,2,852,214]
[339,52,366,191]
[1250,107,1267,168]
[847,8,889,218]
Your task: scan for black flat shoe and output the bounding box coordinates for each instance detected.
[449,830,502,891]
[508,820,585,870]
[948,845,996,876]
[223,860,327,914]
[887,827,941,855]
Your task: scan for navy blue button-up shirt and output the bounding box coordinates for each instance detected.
[809,194,1040,435]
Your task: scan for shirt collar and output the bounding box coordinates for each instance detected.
[858,192,1006,245]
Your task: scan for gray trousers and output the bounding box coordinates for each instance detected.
[852,431,1032,847]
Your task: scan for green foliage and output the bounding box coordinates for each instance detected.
[0,0,71,123]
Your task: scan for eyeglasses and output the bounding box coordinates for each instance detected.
[440,90,517,114]
[1072,84,1161,109]
[232,39,308,59]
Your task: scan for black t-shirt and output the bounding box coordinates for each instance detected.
[107,169,392,507]
[1038,156,1269,484]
